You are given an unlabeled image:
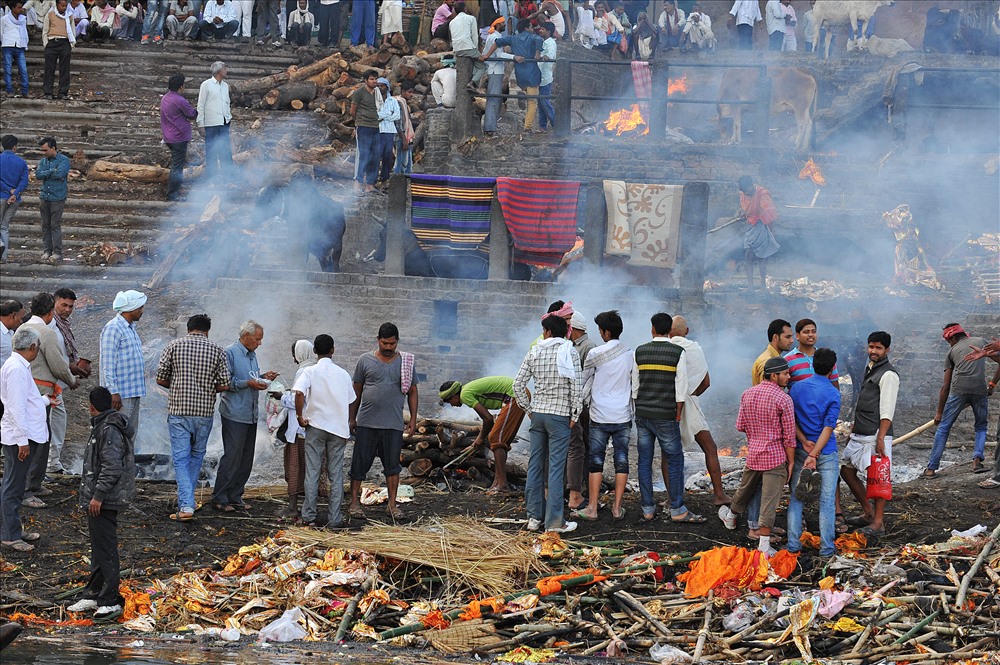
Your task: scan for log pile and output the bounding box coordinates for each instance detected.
[401,417,495,481]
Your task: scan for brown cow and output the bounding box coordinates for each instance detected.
[716,67,818,152]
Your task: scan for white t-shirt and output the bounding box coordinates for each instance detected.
[292,357,356,438]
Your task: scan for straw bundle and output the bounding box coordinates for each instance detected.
[282,518,544,596]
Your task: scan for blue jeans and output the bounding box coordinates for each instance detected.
[378,132,395,182]
[538,83,556,129]
[204,122,233,179]
[484,72,503,132]
[393,135,412,174]
[2,47,28,94]
[588,421,631,475]
[142,0,169,37]
[786,449,839,557]
[636,417,686,517]
[526,412,571,530]
[350,0,376,47]
[168,415,214,513]
[928,392,989,470]
[354,126,379,185]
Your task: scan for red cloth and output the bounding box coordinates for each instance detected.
[496,177,581,267]
[631,60,651,118]
[736,381,796,471]
[740,186,778,226]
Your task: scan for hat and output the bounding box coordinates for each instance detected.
[570,311,587,332]
[441,56,456,67]
[439,380,462,403]
[542,301,574,321]
[942,324,966,340]
[489,16,505,33]
[763,357,789,377]
[376,77,390,87]
[112,290,147,313]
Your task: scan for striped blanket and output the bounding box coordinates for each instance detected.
[409,175,496,254]
[496,177,581,267]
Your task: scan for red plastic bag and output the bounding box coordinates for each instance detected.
[866,455,892,500]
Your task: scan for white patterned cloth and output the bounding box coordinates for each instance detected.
[603,180,684,268]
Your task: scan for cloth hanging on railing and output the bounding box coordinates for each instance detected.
[630,60,651,119]
[496,177,581,267]
[409,174,496,254]
[603,180,683,269]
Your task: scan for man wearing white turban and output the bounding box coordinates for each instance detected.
[99,290,147,448]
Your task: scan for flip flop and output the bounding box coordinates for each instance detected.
[570,508,599,522]
[612,507,627,522]
[978,478,1000,489]
[672,511,707,524]
[858,525,885,538]
[973,459,988,474]
[169,512,194,522]
[845,515,871,527]
[835,513,849,535]
[22,532,40,542]
[348,508,366,520]
[387,507,403,521]
[921,469,939,479]
[2,540,34,552]
[211,503,235,513]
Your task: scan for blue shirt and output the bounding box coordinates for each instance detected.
[99,314,146,399]
[0,322,12,367]
[495,32,544,87]
[0,151,29,202]
[789,374,840,455]
[219,341,261,424]
[36,153,71,202]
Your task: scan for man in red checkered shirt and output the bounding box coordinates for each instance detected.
[719,356,796,556]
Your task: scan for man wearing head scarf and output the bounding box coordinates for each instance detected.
[925,323,998,478]
[155,314,230,521]
[99,290,147,449]
[565,309,595,512]
[719,356,795,557]
[374,77,400,186]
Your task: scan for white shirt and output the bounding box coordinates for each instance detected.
[730,0,762,27]
[292,357,355,439]
[202,0,236,23]
[0,322,13,367]
[449,11,478,52]
[197,76,231,127]
[483,30,514,76]
[539,36,556,87]
[684,10,711,31]
[668,336,708,397]
[765,0,785,34]
[431,67,456,108]
[0,353,49,447]
[583,339,634,424]
[658,7,685,32]
[1,12,29,47]
[288,8,313,26]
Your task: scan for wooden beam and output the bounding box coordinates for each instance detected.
[679,182,709,300]
[385,173,407,276]
[487,189,510,281]
[582,183,605,267]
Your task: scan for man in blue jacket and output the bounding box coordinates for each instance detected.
[0,135,29,263]
[481,18,543,132]
[35,136,70,265]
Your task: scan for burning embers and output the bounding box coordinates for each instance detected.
[602,76,689,137]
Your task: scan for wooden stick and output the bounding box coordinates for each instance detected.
[692,590,713,662]
[893,419,936,445]
[892,610,941,645]
[707,216,743,234]
[334,577,373,642]
[954,520,1000,610]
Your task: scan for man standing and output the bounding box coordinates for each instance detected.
[536,21,557,132]
[482,17,514,135]
[350,0,376,47]
[565,311,595,512]
[2,2,30,98]
[22,292,78,501]
[633,313,702,524]
[65,387,135,621]
[737,176,779,291]
[575,310,632,522]
[36,136,70,264]
[786,348,840,561]
[432,0,457,40]
[214,320,278,512]
[785,318,840,386]
[514,313,581,534]
[0,135,29,263]
[440,375,523,494]
[293,334,354,528]
[669,315,730,507]
[840,331,898,538]
[196,61,233,180]
[49,287,89,475]
[728,0,761,50]
[481,18,543,132]
[0,300,25,370]
[450,3,485,90]
[719,357,796,557]
[348,323,418,521]
[99,290,147,447]
[375,77,400,186]
[0,327,46,552]
[925,323,997,477]
[41,0,74,99]
[313,0,340,48]
[155,314,230,521]
[160,74,197,201]
[393,81,416,175]
[350,70,380,193]
[199,0,238,40]
[764,0,785,51]
[753,319,794,386]
[141,0,169,44]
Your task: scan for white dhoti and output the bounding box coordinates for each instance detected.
[843,433,893,475]
[679,394,709,446]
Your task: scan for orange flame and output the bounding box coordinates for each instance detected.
[739,445,749,458]
[604,104,649,136]
[668,74,689,96]
[798,158,827,186]
[718,447,732,457]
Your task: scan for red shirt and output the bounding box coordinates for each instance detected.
[736,380,796,470]
[740,185,778,226]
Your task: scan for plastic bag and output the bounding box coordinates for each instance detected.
[866,455,892,500]
[722,601,755,632]
[649,643,693,664]
[258,608,307,643]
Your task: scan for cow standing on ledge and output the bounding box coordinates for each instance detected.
[717,67,817,152]
[810,0,893,58]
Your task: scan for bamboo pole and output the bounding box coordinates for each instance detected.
[954,520,1000,610]
[692,590,713,662]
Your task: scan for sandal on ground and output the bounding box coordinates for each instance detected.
[858,525,885,538]
[21,496,46,508]
[231,502,251,510]
[845,515,871,527]
[211,503,235,512]
[387,506,403,520]
[671,511,707,524]
[2,540,34,552]
[835,513,849,534]
[485,485,516,495]
[771,526,786,536]
[570,508,599,522]
[978,478,1000,489]
[612,507,627,522]
[972,459,987,473]
[169,512,194,521]
[642,512,657,522]
[348,507,366,520]
[921,469,939,479]
[22,532,40,542]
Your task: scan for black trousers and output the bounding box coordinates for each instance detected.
[85,508,123,606]
[43,39,72,97]
[286,22,312,45]
[165,141,188,198]
[212,417,256,506]
[313,1,341,46]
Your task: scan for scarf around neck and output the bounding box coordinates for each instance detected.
[50,7,77,43]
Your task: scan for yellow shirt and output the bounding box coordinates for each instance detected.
[751,345,781,386]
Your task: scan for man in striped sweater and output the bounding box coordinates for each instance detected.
[632,313,705,524]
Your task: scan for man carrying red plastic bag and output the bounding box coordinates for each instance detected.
[840,331,899,540]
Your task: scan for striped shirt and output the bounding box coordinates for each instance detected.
[631,338,687,421]
[513,338,582,420]
[99,314,146,399]
[784,347,839,384]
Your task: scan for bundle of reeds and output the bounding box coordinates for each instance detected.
[282,518,544,596]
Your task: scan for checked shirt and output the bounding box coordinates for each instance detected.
[513,340,582,421]
[735,379,796,471]
[156,333,231,417]
[99,313,146,399]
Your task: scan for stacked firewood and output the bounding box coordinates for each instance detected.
[401,417,493,480]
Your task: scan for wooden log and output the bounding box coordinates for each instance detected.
[358,48,395,67]
[145,196,222,289]
[436,424,449,448]
[231,51,348,95]
[409,458,434,477]
[88,160,168,183]
[263,81,317,109]
[332,84,359,99]
[390,31,411,54]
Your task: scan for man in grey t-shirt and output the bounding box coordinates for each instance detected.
[925,323,1000,476]
[348,322,418,521]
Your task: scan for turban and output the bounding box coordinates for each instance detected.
[439,381,462,401]
[570,311,587,332]
[376,77,390,87]
[542,301,574,321]
[489,17,505,33]
[763,357,789,377]
[942,324,966,340]
[112,290,147,313]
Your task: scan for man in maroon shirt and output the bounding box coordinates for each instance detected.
[718,356,796,557]
[160,74,197,201]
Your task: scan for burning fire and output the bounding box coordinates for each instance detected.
[604,104,648,136]
[799,158,827,186]
[668,74,689,96]
[718,446,750,458]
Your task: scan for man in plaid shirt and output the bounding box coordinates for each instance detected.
[514,313,582,535]
[99,290,147,449]
[719,356,796,556]
[155,314,230,521]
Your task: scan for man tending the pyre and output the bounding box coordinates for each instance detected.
[737,175,779,292]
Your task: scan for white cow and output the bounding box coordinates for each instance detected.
[810,0,894,58]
